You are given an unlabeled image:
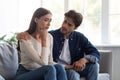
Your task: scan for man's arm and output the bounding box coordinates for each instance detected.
[16,32,31,41]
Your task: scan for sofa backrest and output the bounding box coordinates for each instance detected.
[0,42,18,80]
[0,43,112,80]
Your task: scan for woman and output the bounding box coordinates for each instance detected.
[14,7,67,80]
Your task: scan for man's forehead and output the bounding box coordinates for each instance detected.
[64,17,75,25]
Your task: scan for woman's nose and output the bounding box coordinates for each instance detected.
[47,22,50,26]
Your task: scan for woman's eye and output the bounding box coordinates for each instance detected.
[44,19,48,21]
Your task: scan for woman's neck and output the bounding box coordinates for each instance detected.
[31,33,41,42]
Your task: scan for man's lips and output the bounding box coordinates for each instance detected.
[61,28,67,31]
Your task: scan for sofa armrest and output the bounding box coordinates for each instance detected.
[80,50,112,80]
[98,50,112,79]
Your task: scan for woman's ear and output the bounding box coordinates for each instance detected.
[34,18,38,23]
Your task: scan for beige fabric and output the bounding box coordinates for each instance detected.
[20,33,55,70]
[80,77,86,80]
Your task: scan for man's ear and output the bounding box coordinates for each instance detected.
[74,26,78,30]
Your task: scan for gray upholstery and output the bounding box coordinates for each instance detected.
[0,43,112,80]
[0,43,18,80]
[80,50,112,80]
[98,50,112,74]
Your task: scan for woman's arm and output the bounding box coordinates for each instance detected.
[20,40,49,65]
[48,34,56,64]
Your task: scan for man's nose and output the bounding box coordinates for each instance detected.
[63,23,68,28]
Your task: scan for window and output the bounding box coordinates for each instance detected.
[69,0,120,45]
[41,0,64,30]
[0,0,120,45]
[109,0,120,45]
[0,0,41,39]
[69,0,102,45]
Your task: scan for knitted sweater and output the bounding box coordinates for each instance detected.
[19,33,55,70]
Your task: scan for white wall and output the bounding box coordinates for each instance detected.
[0,0,18,36]
[0,0,40,38]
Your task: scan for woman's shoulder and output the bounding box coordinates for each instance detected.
[48,33,53,39]
[48,33,53,44]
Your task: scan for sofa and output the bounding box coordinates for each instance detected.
[80,50,112,80]
[0,42,112,80]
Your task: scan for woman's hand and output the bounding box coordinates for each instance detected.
[65,65,73,70]
[39,27,48,47]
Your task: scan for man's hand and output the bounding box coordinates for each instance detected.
[16,32,31,41]
[72,58,88,71]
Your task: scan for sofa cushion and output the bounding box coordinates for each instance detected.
[0,42,18,80]
[80,73,110,80]
[0,75,5,80]
[98,73,110,80]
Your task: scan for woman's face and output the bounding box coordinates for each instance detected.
[35,13,52,31]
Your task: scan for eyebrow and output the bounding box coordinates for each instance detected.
[67,21,74,26]
[64,19,74,26]
[43,17,52,20]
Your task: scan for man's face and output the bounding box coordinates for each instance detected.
[60,17,76,37]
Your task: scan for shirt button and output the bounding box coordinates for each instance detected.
[78,48,81,51]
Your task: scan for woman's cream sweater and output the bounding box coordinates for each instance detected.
[20,33,55,70]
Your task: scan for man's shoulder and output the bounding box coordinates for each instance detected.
[48,29,61,36]
[72,31,85,37]
[49,29,59,33]
[71,31,89,42]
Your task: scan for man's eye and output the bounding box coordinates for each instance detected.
[63,20,67,23]
[68,23,72,27]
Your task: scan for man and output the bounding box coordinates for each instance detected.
[17,10,100,80]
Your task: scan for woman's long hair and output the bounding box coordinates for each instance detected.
[27,7,52,34]
[17,8,52,62]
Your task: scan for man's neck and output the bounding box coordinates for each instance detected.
[64,33,70,39]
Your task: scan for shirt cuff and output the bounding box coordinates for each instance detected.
[84,55,98,63]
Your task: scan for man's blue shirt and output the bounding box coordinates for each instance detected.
[49,28,100,64]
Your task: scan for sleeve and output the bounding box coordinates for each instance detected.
[20,39,48,65]
[81,34,101,61]
[84,55,98,63]
[48,34,57,65]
